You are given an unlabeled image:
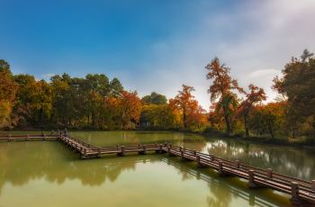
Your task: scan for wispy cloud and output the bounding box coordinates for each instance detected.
[130,0,315,110]
[42,73,56,81]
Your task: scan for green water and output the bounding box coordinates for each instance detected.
[1,131,314,207]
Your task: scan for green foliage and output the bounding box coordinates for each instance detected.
[140,104,181,129]
[273,49,315,137]
[142,92,167,105]
[248,103,285,138]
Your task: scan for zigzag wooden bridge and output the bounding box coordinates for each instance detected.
[1,133,315,206]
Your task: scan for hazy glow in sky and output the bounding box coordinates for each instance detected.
[1,0,315,109]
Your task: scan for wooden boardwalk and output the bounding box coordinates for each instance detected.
[1,133,315,206]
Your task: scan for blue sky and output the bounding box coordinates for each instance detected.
[1,0,315,109]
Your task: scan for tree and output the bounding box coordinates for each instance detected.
[140,104,181,129]
[273,50,315,137]
[142,92,167,105]
[13,75,52,128]
[169,85,207,130]
[50,73,80,127]
[249,102,285,138]
[0,60,18,128]
[105,91,142,129]
[109,78,123,97]
[238,84,266,137]
[205,57,244,135]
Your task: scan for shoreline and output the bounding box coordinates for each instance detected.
[1,128,315,149]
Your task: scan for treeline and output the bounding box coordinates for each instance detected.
[0,59,207,130]
[0,50,314,141]
[205,49,315,141]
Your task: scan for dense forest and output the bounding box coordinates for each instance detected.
[0,50,314,142]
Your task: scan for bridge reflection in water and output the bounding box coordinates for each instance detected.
[0,133,314,206]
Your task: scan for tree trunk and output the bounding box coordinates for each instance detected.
[268,121,274,139]
[244,115,249,137]
[224,113,231,135]
[183,107,187,129]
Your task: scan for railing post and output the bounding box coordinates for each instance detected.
[248,170,256,188]
[159,144,163,153]
[209,154,213,162]
[80,148,87,159]
[138,144,143,155]
[291,182,300,202]
[193,150,197,156]
[119,146,125,156]
[167,145,171,154]
[97,148,101,157]
[235,160,240,168]
[267,168,273,178]
[312,180,315,192]
[142,145,146,154]
[181,148,184,159]
[218,161,224,175]
[196,155,203,167]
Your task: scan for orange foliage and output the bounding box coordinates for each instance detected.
[169,85,207,130]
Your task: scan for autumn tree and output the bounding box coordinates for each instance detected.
[238,84,266,137]
[0,60,18,128]
[169,85,207,130]
[12,75,53,128]
[273,49,315,137]
[205,57,243,135]
[117,91,142,129]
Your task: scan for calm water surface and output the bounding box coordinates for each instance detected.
[1,131,314,207]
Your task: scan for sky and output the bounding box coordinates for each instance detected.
[1,0,315,109]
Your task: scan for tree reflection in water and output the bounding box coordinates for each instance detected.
[1,131,314,207]
[0,141,292,207]
[204,138,315,180]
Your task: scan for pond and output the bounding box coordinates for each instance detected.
[1,131,314,207]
